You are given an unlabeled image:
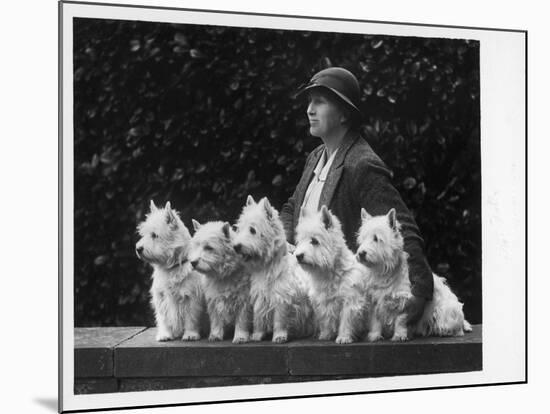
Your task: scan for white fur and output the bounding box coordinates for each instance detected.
[136,201,204,342]
[356,208,472,341]
[188,220,252,343]
[233,195,313,343]
[295,206,370,343]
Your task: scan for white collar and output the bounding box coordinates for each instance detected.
[313,148,338,181]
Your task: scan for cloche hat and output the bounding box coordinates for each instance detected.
[295,67,362,120]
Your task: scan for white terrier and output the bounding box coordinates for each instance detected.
[188,219,252,344]
[136,201,204,342]
[356,208,472,341]
[295,206,369,343]
[232,195,313,343]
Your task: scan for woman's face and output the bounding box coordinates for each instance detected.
[306,89,346,138]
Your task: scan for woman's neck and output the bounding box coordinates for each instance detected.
[322,126,349,158]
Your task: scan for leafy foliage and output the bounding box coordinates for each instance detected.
[73,18,481,326]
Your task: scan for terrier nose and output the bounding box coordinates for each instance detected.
[296,253,304,263]
[136,246,143,254]
[190,260,198,268]
[233,244,242,253]
[357,251,366,261]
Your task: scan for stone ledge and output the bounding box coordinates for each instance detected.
[74,325,482,394]
[75,327,146,377]
[115,328,289,377]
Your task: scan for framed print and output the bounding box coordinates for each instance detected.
[59,0,526,412]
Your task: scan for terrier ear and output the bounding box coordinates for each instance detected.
[222,222,231,239]
[300,206,308,218]
[321,205,332,230]
[387,208,397,231]
[168,244,188,268]
[246,195,255,206]
[263,198,273,220]
[192,219,201,232]
[361,207,372,221]
[165,208,178,228]
[165,201,171,210]
[150,200,158,212]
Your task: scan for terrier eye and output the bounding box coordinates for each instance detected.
[311,237,319,246]
[373,235,378,242]
[204,244,213,251]
[151,232,158,239]
[232,225,238,232]
[249,227,256,235]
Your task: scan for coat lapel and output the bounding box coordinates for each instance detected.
[317,130,359,210]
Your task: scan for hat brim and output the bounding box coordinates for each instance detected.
[295,84,362,119]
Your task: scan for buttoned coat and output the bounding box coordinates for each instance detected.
[280,129,434,299]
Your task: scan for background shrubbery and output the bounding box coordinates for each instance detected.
[74,18,481,326]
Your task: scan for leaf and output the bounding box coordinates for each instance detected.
[128,127,140,137]
[190,49,205,59]
[371,39,383,49]
[272,175,283,187]
[174,32,188,46]
[129,40,140,52]
[94,255,108,266]
[403,177,417,190]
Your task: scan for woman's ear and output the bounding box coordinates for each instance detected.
[340,111,349,124]
[340,107,351,125]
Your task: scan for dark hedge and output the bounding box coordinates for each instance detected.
[73,18,481,326]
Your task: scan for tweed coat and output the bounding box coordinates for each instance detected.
[280,129,434,299]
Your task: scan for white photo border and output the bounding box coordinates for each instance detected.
[60,1,526,412]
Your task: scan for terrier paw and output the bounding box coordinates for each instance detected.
[367,332,383,342]
[335,335,354,344]
[182,331,200,341]
[232,334,250,344]
[156,333,173,342]
[391,332,409,342]
[251,332,265,342]
[272,334,288,344]
[208,334,223,341]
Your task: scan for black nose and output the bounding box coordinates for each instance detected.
[234,244,242,253]
[136,246,143,254]
[190,260,198,268]
[357,251,366,260]
[296,253,304,262]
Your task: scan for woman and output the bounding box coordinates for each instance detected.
[280,67,433,329]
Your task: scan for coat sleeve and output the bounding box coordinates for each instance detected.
[352,159,434,300]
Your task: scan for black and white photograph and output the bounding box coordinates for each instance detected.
[58,1,526,412]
